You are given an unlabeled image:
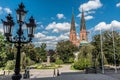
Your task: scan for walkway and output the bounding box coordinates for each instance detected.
[24,74,119,80]
[0,65,120,80]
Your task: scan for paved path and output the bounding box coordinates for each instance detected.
[24,74,119,80]
[0,73,119,80]
[0,65,120,80]
[30,64,80,78]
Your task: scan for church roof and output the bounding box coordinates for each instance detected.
[80,9,86,31]
[80,40,89,46]
[70,9,76,31]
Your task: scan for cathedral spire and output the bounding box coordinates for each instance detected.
[79,8,88,42]
[80,9,86,31]
[69,8,77,46]
[70,8,76,31]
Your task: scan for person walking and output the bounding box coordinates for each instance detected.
[53,68,56,77]
[57,69,60,76]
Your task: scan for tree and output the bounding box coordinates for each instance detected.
[55,59,63,65]
[73,44,94,70]
[6,43,14,60]
[56,40,79,63]
[21,43,38,63]
[35,43,47,62]
[91,31,120,65]
[0,33,7,67]
[78,44,94,60]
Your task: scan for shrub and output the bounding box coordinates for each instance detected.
[26,57,35,66]
[69,58,74,63]
[73,58,92,70]
[5,60,15,70]
[36,63,60,69]
[55,59,63,65]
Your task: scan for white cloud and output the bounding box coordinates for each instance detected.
[42,31,48,34]
[34,31,70,50]
[94,22,110,31]
[116,2,120,7]
[111,20,120,29]
[77,0,102,20]
[45,22,71,33]
[57,34,69,41]
[94,20,120,31]
[0,7,12,14]
[4,8,12,13]
[64,32,69,36]
[56,13,66,19]
[87,11,96,14]
[52,29,59,33]
[41,36,57,41]
[79,0,102,12]
[34,32,46,38]
[77,11,95,17]
[85,15,94,20]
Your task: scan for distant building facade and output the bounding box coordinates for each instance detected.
[69,9,88,47]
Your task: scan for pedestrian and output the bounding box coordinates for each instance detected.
[53,68,56,77]
[27,68,30,78]
[57,69,60,76]
[3,69,5,75]
[8,70,10,75]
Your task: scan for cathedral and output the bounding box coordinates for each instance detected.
[69,9,88,47]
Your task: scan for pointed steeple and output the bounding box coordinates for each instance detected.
[70,8,76,31]
[69,8,77,46]
[80,9,86,31]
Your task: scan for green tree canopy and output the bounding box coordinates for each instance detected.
[56,40,79,63]
[91,31,120,65]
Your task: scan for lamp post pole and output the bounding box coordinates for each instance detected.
[112,27,117,73]
[100,27,104,74]
[1,3,36,80]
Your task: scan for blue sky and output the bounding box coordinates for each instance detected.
[0,0,120,49]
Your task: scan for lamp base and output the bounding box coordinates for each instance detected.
[12,74,22,80]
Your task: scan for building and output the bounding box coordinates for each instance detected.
[69,9,88,47]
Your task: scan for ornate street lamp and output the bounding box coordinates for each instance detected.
[1,3,36,80]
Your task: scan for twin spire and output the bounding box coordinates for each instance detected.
[70,7,87,46]
[70,8,86,32]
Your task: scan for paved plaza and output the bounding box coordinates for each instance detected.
[30,74,119,80]
[0,65,120,80]
[1,73,120,80]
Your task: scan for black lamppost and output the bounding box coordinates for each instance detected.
[1,3,36,80]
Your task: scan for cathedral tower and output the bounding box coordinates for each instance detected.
[69,9,88,47]
[69,9,77,45]
[79,9,87,42]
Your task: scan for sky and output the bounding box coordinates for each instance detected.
[0,0,120,49]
